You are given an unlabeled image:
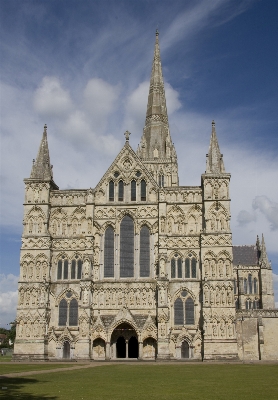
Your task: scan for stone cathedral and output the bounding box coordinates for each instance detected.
[14,32,278,361]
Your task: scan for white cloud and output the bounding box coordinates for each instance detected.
[83,78,120,124]
[33,76,73,118]
[253,196,278,231]
[237,210,256,226]
[0,274,18,327]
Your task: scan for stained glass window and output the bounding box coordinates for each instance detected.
[120,216,134,277]
[104,226,114,277]
[140,226,150,277]
[69,299,78,326]
[59,299,67,326]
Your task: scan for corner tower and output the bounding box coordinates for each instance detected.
[201,121,238,360]
[137,31,178,187]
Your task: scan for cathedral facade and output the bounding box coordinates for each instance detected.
[14,33,278,361]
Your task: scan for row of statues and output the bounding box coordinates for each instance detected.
[18,287,46,307]
[93,288,155,308]
[21,262,48,281]
[203,259,232,278]
[203,286,234,306]
[203,319,235,338]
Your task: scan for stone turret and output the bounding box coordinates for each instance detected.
[137,31,178,187]
[258,234,275,308]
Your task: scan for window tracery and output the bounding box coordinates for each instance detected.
[57,255,83,280]
[174,291,195,325]
[58,294,78,326]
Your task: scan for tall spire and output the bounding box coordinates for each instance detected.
[137,31,178,187]
[30,124,53,181]
[206,121,225,174]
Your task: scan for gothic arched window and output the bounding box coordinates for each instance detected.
[185,298,194,324]
[141,180,146,201]
[171,255,182,278]
[174,298,183,325]
[171,258,176,278]
[120,216,134,277]
[71,259,76,279]
[109,181,114,201]
[57,260,62,280]
[243,278,247,294]
[185,256,197,278]
[118,180,124,201]
[174,292,195,326]
[59,299,67,326]
[63,259,68,279]
[104,226,114,278]
[248,274,252,294]
[131,180,136,201]
[140,225,150,277]
[77,259,82,279]
[69,298,78,326]
[254,277,258,294]
[159,175,164,187]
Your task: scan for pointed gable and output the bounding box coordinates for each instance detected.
[94,134,159,203]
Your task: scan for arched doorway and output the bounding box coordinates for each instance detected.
[143,337,157,359]
[111,322,138,359]
[128,336,138,358]
[116,336,126,358]
[181,341,189,359]
[93,338,106,359]
[63,341,70,359]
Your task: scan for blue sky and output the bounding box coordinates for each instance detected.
[0,0,278,326]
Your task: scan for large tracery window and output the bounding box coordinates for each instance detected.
[104,226,114,277]
[58,293,78,326]
[120,216,134,277]
[139,225,150,277]
[174,291,195,325]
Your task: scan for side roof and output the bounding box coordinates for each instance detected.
[232,246,258,266]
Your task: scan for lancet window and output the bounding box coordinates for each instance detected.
[159,174,164,187]
[109,180,114,201]
[139,225,150,277]
[120,215,134,277]
[104,226,114,277]
[58,293,78,326]
[131,180,136,201]
[174,291,195,325]
[57,255,83,280]
[141,180,146,201]
[118,180,124,201]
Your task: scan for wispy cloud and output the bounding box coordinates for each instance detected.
[253,196,278,231]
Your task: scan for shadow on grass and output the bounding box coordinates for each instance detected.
[0,377,58,399]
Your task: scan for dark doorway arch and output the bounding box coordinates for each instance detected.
[63,341,70,359]
[181,341,189,359]
[128,336,138,358]
[116,336,126,358]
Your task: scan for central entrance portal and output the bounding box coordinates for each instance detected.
[111,323,138,359]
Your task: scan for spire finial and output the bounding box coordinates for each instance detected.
[156,28,159,36]
[124,130,131,142]
[44,124,47,134]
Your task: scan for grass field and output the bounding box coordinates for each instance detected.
[0,363,278,400]
[0,363,78,374]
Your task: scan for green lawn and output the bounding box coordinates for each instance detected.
[0,355,12,363]
[0,364,277,400]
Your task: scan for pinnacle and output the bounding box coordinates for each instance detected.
[206,120,226,174]
[30,124,53,181]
